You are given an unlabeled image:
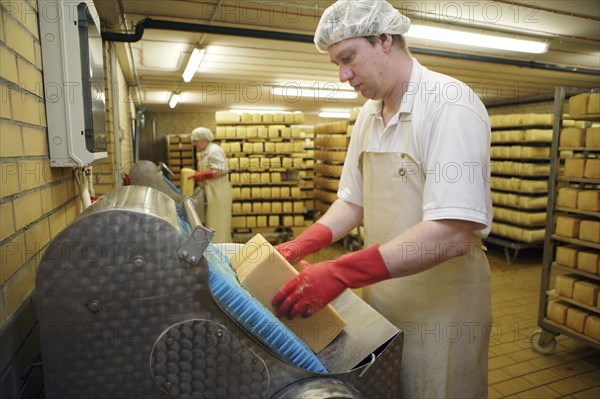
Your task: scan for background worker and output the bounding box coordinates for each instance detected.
[190,127,232,243]
[272,1,493,398]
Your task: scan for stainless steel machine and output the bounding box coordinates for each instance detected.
[36,185,404,398]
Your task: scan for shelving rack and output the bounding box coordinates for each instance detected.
[533,86,600,354]
[314,107,364,252]
[214,112,310,243]
[487,113,555,263]
[165,134,195,187]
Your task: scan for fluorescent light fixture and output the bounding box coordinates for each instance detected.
[406,25,548,54]
[169,92,181,109]
[272,86,358,100]
[319,111,351,119]
[182,48,206,83]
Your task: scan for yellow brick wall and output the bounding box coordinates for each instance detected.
[0,0,133,328]
[0,0,83,326]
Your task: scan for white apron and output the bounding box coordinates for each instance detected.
[198,153,232,243]
[361,113,492,399]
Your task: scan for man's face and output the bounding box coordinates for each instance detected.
[328,37,385,100]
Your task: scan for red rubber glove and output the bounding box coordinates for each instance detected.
[272,245,391,319]
[189,171,215,182]
[275,223,333,264]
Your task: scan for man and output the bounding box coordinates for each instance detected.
[190,127,232,243]
[272,1,493,397]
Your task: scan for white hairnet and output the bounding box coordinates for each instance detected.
[314,0,411,53]
[191,127,214,142]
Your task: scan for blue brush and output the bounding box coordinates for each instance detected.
[203,243,328,373]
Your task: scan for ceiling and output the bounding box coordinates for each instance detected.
[94,0,600,115]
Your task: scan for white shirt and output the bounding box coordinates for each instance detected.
[199,142,229,172]
[338,58,492,236]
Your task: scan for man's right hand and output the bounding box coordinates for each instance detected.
[274,223,333,264]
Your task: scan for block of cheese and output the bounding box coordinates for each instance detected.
[588,93,600,114]
[555,246,579,268]
[564,158,586,177]
[234,234,345,353]
[546,301,569,324]
[521,146,550,158]
[569,93,591,117]
[579,220,600,244]
[566,307,589,332]
[246,216,256,228]
[522,113,553,126]
[583,158,599,179]
[524,129,552,142]
[263,113,273,123]
[573,280,599,306]
[252,113,262,123]
[555,216,581,238]
[586,127,600,148]
[555,274,580,298]
[577,251,599,274]
[560,127,586,147]
[577,190,600,212]
[557,187,579,209]
[232,203,242,214]
[240,113,252,123]
[180,168,196,196]
[584,316,600,341]
[215,111,240,123]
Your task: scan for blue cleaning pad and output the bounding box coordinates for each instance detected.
[203,243,328,373]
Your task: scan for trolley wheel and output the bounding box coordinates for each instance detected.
[531,330,557,354]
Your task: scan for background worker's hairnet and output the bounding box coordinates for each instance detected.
[314,0,411,53]
[191,127,214,142]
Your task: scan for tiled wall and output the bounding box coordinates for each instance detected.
[0,1,134,397]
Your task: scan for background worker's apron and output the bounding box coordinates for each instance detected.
[360,113,492,399]
[198,153,232,243]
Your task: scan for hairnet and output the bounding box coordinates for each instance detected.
[314,0,411,53]
[191,127,214,142]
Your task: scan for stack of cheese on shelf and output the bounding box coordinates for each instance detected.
[215,111,309,236]
[568,93,600,117]
[166,134,194,187]
[314,121,350,214]
[547,268,600,342]
[489,113,554,244]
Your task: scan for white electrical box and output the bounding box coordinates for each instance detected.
[39,0,108,167]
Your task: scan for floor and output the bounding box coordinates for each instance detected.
[312,243,600,399]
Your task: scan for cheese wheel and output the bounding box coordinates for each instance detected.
[579,220,600,244]
[180,168,196,196]
[546,301,569,325]
[584,316,600,341]
[577,251,599,274]
[560,127,586,147]
[555,274,579,298]
[555,246,579,268]
[232,216,246,228]
[557,187,579,209]
[524,129,552,142]
[586,127,600,148]
[294,112,305,123]
[577,190,600,212]
[588,93,600,114]
[240,113,252,123]
[251,113,262,123]
[215,111,240,123]
[235,234,346,352]
[573,280,599,306]
[569,93,591,117]
[583,158,600,179]
[262,113,273,123]
[556,216,581,238]
[566,307,589,332]
[564,158,586,177]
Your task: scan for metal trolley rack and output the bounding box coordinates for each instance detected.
[533,86,600,354]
